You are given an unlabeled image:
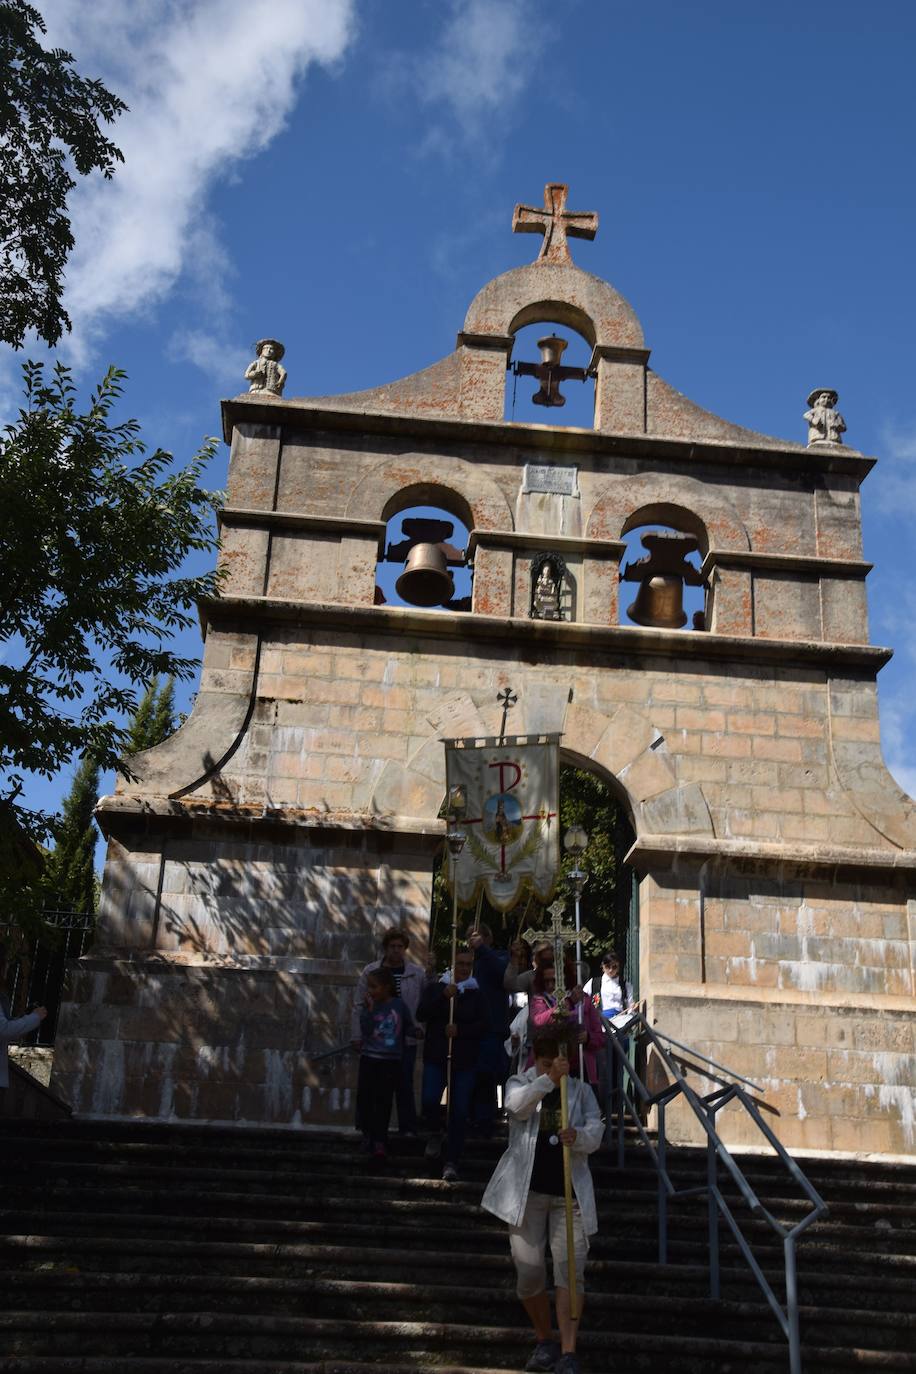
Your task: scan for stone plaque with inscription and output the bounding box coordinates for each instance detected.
[522,463,579,497]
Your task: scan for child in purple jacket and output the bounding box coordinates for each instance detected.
[357,966,415,1167]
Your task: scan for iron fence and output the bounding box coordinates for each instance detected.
[1,911,94,1046]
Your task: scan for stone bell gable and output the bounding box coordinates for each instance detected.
[53,185,914,1154]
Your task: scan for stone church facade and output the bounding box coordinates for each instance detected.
[53,187,915,1155]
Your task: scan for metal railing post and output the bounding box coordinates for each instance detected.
[616,1040,626,1170]
[657,1099,668,1265]
[707,1110,720,1300]
[786,1235,801,1374]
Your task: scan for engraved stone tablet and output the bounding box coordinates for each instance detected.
[522,463,579,497]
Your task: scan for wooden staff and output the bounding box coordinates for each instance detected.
[444,798,467,1120]
[524,899,592,1323]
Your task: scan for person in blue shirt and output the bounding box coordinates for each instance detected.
[357,966,415,1167]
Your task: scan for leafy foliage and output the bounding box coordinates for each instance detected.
[0,0,126,349]
[0,361,222,874]
[40,752,99,915]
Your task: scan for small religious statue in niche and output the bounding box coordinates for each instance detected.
[530,553,567,621]
[245,338,287,396]
[804,388,845,446]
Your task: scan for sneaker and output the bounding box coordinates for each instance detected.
[525,1340,560,1372]
[441,1162,459,1182]
[554,1354,580,1374]
[424,1132,443,1160]
[368,1145,387,1170]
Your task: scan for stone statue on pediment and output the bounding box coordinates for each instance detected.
[245,338,287,396]
[804,388,845,446]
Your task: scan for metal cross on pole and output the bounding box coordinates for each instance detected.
[523,896,592,1323]
[496,685,517,743]
[512,183,599,266]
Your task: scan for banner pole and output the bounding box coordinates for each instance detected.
[446,877,460,1116]
[558,1040,579,1323]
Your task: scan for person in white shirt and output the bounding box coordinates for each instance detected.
[583,950,635,1021]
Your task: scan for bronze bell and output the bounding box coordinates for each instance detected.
[627,574,687,629]
[621,530,705,630]
[395,542,454,607]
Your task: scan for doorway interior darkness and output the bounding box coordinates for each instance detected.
[429,763,638,996]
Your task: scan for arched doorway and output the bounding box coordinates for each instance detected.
[428,761,638,997]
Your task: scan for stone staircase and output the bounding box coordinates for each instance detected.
[1,1117,914,1373]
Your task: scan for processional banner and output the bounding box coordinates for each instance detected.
[444,735,560,912]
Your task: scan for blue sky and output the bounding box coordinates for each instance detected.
[7,0,916,841]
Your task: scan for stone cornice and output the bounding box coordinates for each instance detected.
[627,833,916,879]
[219,507,386,547]
[221,395,876,482]
[200,595,893,673]
[468,529,626,559]
[702,548,873,580]
[94,793,443,842]
[651,982,916,1016]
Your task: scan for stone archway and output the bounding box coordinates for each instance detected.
[369,693,715,842]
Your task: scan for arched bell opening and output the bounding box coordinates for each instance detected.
[376,486,473,612]
[426,760,638,1003]
[619,509,708,631]
[505,320,595,429]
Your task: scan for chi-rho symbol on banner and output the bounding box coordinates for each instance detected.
[443,735,560,911]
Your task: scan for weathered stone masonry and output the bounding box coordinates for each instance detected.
[52,204,915,1153]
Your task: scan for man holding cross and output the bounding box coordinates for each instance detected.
[481,900,602,1374]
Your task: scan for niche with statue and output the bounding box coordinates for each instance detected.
[529,552,570,621]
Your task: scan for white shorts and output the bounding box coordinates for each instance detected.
[508,1190,589,1298]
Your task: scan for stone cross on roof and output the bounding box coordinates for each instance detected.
[512,183,599,266]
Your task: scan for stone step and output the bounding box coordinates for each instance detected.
[5,1233,916,1312]
[10,1232,916,1310]
[2,1197,912,1263]
[4,1309,916,1371]
[4,1269,914,1352]
[5,1169,914,1232]
[6,1155,915,1219]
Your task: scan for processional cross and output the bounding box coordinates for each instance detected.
[524,897,591,1005]
[512,183,599,266]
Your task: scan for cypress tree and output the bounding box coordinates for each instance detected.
[124,677,159,756]
[150,676,175,746]
[42,754,99,914]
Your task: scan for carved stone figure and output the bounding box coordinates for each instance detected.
[245,338,287,396]
[531,557,563,620]
[804,388,845,446]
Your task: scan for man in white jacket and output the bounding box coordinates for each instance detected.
[481,1030,602,1374]
[0,942,46,1096]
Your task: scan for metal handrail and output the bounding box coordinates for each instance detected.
[604,1012,827,1374]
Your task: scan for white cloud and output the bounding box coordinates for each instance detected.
[37,0,357,362]
[382,0,540,156]
[880,695,916,802]
[872,422,916,516]
[168,328,250,391]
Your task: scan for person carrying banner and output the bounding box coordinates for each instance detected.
[482,1029,602,1374]
[466,924,510,1138]
[417,946,487,1181]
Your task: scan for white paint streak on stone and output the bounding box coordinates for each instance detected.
[90,1040,125,1114]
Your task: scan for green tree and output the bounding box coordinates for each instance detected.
[0,362,222,896]
[0,1,126,349]
[123,675,176,758]
[41,752,98,914]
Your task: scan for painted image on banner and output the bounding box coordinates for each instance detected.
[445,741,560,911]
